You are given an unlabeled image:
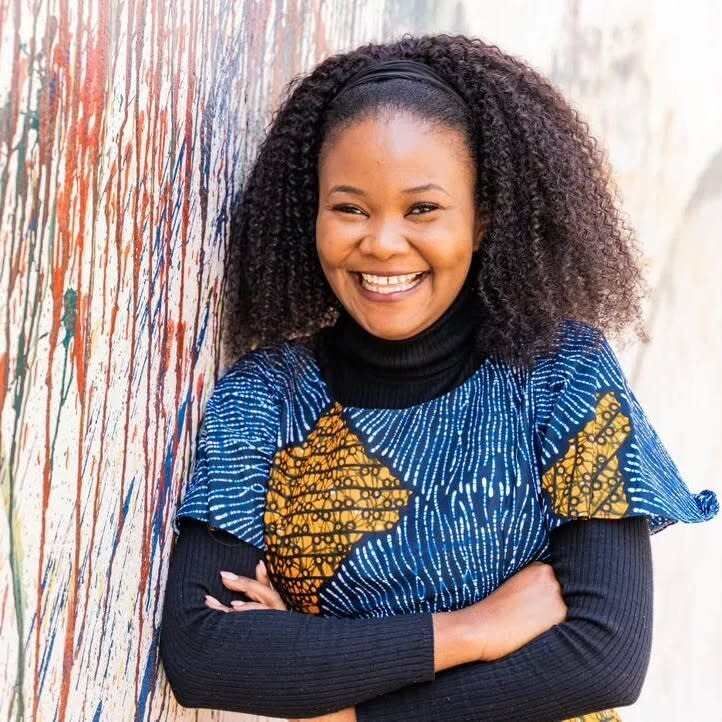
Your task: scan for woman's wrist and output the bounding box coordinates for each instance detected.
[431,608,486,671]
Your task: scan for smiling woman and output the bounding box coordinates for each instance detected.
[315,111,486,340]
[159,32,718,722]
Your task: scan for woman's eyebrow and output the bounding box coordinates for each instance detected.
[329,184,367,196]
[328,182,450,196]
[401,182,450,196]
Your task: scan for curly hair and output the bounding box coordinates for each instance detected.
[224,32,649,369]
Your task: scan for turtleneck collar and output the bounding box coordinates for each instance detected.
[313,256,485,409]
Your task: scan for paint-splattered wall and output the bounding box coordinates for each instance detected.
[1,1,719,721]
[0,2,434,720]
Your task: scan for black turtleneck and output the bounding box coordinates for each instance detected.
[160,257,653,720]
[314,257,485,409]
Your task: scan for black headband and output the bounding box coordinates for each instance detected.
[332,58,468,111]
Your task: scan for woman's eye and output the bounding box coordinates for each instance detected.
[334,205,366,215]
[332,203,438,216]
[409,203,439,215]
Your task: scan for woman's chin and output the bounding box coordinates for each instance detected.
[354,312,433,341]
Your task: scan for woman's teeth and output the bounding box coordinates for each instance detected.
[359,272,426,294]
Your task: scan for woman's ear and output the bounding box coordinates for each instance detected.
[472,210,489,252]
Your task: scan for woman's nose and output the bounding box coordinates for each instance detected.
[357,224,410,259]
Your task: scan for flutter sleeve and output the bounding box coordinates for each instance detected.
[172,350,280,550]
[532,319,719,534]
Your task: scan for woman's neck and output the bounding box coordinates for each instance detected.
[313,261,485,409]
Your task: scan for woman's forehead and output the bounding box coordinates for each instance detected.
[318,113,474,189]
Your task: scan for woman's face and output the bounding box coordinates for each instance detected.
[316,111,486,341]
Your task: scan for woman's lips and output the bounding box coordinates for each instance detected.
[353,271,430,302]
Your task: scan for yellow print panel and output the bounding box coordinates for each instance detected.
[542,390,631,519]
[263,402,413,614]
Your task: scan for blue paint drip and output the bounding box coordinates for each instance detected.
[38,601,60,689]
[90,474,137,672]
[134,628,160,722]
[192,301,210,363]
[38,576,64,693]
[121,477,135,521]
[150,395,190,569]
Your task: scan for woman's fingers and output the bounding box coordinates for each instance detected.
[256,559,272,587]
[230,600,270,611]
[218,569,287,610]
[204,594,233,612]
[204,559,288,613]
[205,594,270,612]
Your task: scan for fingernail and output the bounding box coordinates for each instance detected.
[220,571,238,580]
[230,600,246,607]
[257,560,266,570]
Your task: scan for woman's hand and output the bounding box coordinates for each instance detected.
[457,560,568,662]
[204,564,356,721]
[204,559,288,612]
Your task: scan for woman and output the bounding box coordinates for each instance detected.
[159,34,718,721]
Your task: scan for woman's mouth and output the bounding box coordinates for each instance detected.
[353,270,430,301]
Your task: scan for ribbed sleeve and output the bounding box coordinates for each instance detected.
[356,515,653,722]
[159,518,436,718]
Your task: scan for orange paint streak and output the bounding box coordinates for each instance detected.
[175,320,186,401]
[73,0,111,676]
[73,292,87,394]
[195,372,205,403]
[164,318,175,376]
[57,1,86,718]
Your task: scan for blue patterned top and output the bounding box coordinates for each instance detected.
[174,319,718,618]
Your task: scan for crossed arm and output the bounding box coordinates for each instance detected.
[160,515,653,721]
